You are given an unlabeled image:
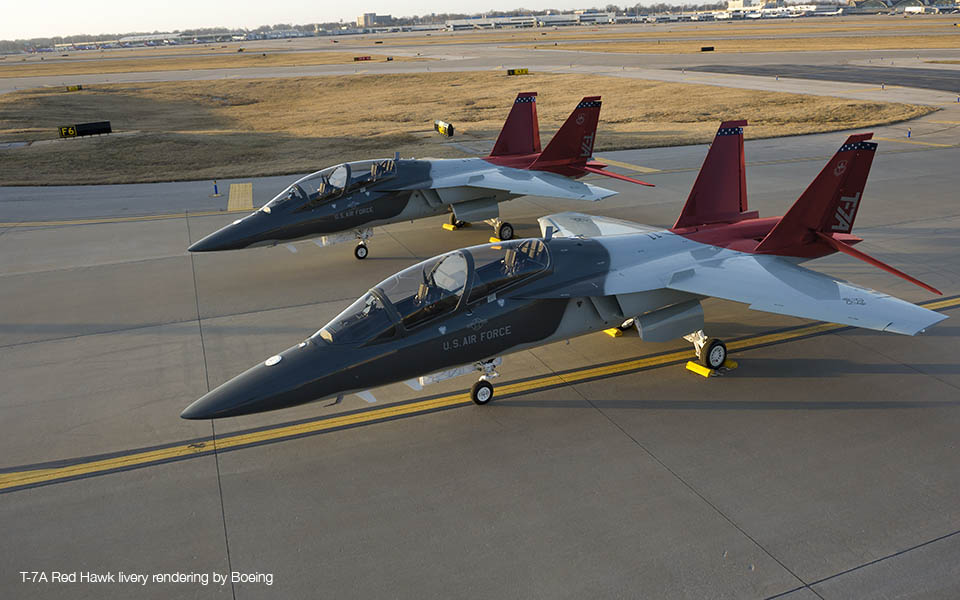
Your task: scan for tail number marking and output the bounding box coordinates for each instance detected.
[831,192,860,231]
[580,133,595,158]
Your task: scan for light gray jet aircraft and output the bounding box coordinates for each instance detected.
[187,92,651,259]
[181,122,946,419]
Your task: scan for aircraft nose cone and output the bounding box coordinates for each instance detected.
[180,343,339,419]
[188,217,256,252]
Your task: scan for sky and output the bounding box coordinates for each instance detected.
[4,0,621,41]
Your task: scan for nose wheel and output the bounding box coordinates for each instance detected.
[471,380,494,405]
[354,242,368,260]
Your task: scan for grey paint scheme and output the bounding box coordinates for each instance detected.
[181,210,946,419]
[187,158,611,252]
[181,235,694,419]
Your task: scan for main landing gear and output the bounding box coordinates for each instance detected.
[471,358,501,405]
[684,330,727,370]
[486,218,514,241]
[446,213,513,241]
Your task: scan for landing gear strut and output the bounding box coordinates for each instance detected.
[471,358,501,405]
[684,330,727,369]
[449,213,467,229]
[485,218,514,241]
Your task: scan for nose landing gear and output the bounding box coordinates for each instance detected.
[471,380,494,405]
[352,228,373,260]
[471,358,501,405]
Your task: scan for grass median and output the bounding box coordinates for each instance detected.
[0,71,935,185]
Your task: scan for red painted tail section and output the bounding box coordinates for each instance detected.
[529,96,601,171]
[489,92,541,157]
[673,120,757,229]
[755,134,877,256]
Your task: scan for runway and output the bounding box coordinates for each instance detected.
[3,25,960,599]
[685,63,960,94]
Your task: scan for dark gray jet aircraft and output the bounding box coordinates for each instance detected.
[181,122,945,419]
[187,92,651,259]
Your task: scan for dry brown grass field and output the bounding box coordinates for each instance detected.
[0,52,418,78]
[0,72,935,185]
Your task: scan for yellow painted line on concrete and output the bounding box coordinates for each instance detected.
[227,182,253,211]
[3,295,958,494]
[927,121,960,125]
[594,156,661,174]
[874,137,954,148]
[0,209,251,228]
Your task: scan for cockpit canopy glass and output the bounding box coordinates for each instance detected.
[380,251,468,330]
[262,158,398,214]
[314,292,396,345]
[313,240,549,345]
[466,239,548,304]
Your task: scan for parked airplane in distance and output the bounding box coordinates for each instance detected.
[181,121,945,419]
[187,92,652,259]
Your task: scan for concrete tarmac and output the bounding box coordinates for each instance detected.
[2,126,959,599]
[686,63,960,93]
[2,28,960,599]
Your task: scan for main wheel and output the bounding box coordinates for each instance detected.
[354,243,368,260]
[699,338,727,370]
[449,213,466,229]
[497,221,514,241]
[471,380,494,405]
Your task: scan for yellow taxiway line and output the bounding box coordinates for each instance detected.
[2,294,958,494]
[594,156,661,174]
[873,137,954,148]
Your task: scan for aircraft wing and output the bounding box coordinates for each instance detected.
[538,211,662,238]
[433,170,617,202]
[664,253,946,336]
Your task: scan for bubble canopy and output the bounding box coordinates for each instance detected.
[261,158,398,214]
[314,239,550,345]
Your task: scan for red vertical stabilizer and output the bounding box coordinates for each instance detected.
[489,92,541,157]
[755,133,877,256]
[529,96,601,172]
[673,120,756,229]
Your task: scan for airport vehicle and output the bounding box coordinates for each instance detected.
[180,121,946,420]
[187,92,651,260]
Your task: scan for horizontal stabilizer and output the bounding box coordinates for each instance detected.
[582,165,655,187]
[665,253,946,335]
[816,232,941,295]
